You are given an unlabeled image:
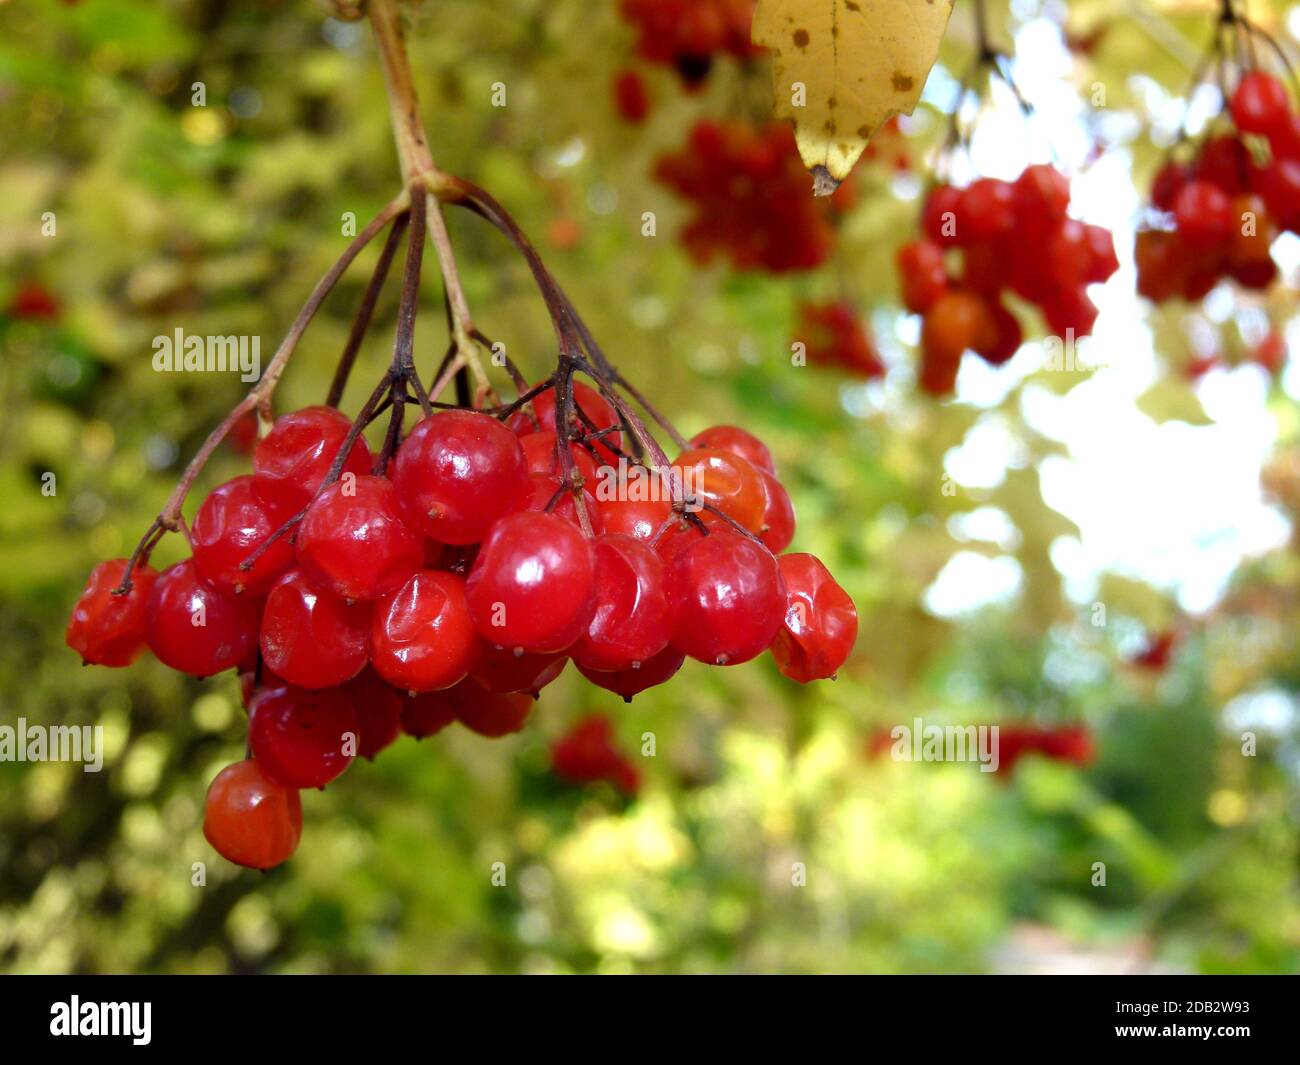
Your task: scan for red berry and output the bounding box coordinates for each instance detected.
[248,684,359,789]
[471,645,567,695]
[1151,160,1190,211]
[370,570,478,692]
[593,494,673,543]
[664,530,786,665]
[956,178,1015,243]
[519,430,601,484]
[342,667,404,759]
[576,642,685,700]
[922,291,996,365]
[260,567,369,689]
[921,184,962,247]
[466,510,596,653]
[392,410,531,545]
[522,474,604,533]
[146,559,260,677]
[296,474,422,601]
[573,534,671,672]
[448,677,534,738]
[1013,164,1070,228]
[1231,72,1292,138]
[400,688,458,738]
[613,69,651,124]
[1082,223,1120,283]
[757,469,796,553]
[203,759,302,870]
[670,447,767,532]
[770,553,858,682]
[1043,287,1099,338]
[1173,178,1234,247]
[252,405,372,513]
[974,301,1023,365]
[507,379,622,464]
[1194,136,1250,196]
[896,239,949,314]
[192,475,295,596]
[686,424,775,474]
[1045,219,1091,291]
[66,559,157,667]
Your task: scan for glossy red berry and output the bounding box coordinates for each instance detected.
[466,510,596,654]
[665,530,786,665]
[507,379,623,463]
[342,667,404,760]
[523,474,604,533]
[576,642,685,700]
[392,410,531,544]
[573,534,671,672]
[370,570,478,692]
[670,448,767,532]
[449,677,534,738]
[770,553,858,682]
[296,474,422,601]
[593,494,673,542]
[686,424,775,474]
[66,559,157,667]
[146,560,260,677]
[192,475,295,596]
[757,469,796,553]
[252,405,373,513]
[248,684,359,789]
[259,567,369,689]
[203,759,302,870]
[519,430,601,484]
[471,645,567,694]
[1231,72,1292,137]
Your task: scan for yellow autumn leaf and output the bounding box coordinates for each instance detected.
[753,0,956,193]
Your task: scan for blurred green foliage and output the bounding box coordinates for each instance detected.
[0,0,1297,973]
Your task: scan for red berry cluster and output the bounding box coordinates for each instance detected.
[796,300,885,379]
[550,715,640,795]
[618,0,759,88]
[1137,72,1298,302]
[7,280,61,322]
[655,120,854,274]
[898,165,1119,395]
[67,385,857,869]
[994,724,1095,777]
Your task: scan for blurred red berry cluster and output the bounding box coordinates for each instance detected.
[796,300,885,379]
[619,0,759,88]
[550,715,641,794]
[1138,72,1298,302]
[655,120,855,273]
[899,165,1119,395]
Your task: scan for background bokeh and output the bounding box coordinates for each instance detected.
[1,0,1298,974]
